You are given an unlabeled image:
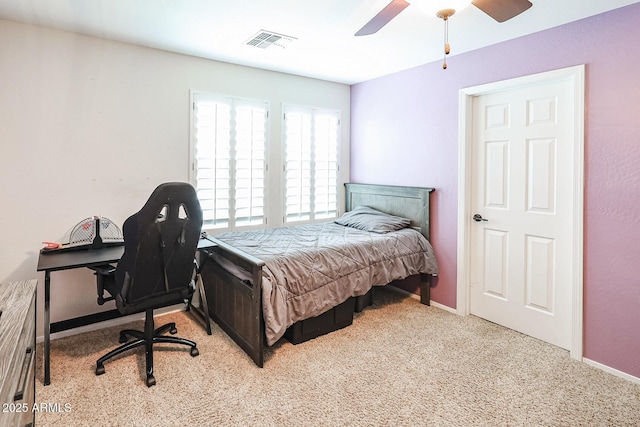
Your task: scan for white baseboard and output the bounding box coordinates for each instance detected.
[583,358,640,385]
[36,304,186,344]
[428,300,458,315]
[386,284,457,314]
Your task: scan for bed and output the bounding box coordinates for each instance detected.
[199,183,438,367]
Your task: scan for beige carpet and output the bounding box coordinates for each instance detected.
[35,287,640,426]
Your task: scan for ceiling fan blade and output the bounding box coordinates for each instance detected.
[472,0,532,23]
[355,0,410,36]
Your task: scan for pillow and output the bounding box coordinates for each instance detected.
[335,206,411,233]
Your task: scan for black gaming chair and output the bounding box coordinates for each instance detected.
[94,182,203,387]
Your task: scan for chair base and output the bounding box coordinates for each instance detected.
[95,309,199,387]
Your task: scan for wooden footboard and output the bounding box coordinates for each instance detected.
[199,237,266,367]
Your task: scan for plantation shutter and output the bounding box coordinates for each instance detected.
[193,94,268,230]
[284,105,340,223]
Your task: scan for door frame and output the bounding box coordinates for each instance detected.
[456,65,585,360]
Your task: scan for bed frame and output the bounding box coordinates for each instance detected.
[199,183,435,367]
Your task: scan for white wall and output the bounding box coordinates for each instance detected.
[0,19,350,336]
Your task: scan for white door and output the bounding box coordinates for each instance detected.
[468,74,578,350]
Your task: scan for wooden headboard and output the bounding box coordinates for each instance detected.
[344,183,435,240]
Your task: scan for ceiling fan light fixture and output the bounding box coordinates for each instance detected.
[408,0,472,17]
[436,8,456,19]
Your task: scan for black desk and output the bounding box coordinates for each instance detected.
[36,239,214,386]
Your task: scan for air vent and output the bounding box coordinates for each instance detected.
[245,30,296,49]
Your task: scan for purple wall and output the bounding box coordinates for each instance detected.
[351,4,640,378]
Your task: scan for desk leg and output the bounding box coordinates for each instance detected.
[44,270,51,386]
[196,273,212,335]
[187,273,212,335]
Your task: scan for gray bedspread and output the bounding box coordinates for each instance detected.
[215,222,438,345]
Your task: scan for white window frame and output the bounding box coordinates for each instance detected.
[282,104,341,224]
[190,91,269,232]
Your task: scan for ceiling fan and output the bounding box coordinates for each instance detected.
[355,0,533,68]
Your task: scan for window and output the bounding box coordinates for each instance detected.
[191,93,342,231]
[283,105,340,223]
[191,93,268,230]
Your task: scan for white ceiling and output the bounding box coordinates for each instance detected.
[0,0,638,84]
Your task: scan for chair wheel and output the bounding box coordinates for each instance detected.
[170,327,178,334]
[190,347,199,357]
[146,375,156,387]
[96,363,105,376]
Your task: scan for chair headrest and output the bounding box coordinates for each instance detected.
[137,182,203,226]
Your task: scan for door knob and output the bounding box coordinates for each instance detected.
[473,214,488,222]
